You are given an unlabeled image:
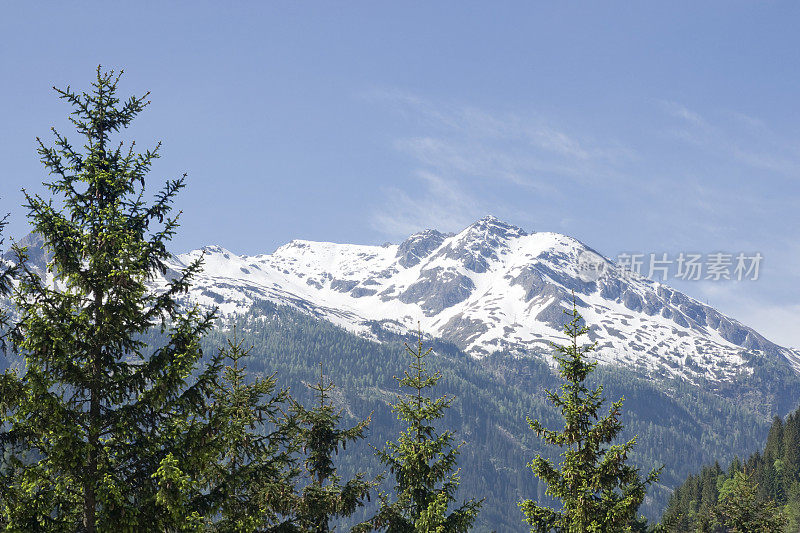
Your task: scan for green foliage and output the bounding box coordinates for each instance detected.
[662,406,800,531]
[519,300,660,532]
[183,300,788,531]
[0,68,219,531]
[199,331,297,531]
[784,481,800,532]
[372,331,482,532]
[290,364,378,532]
[713,471,783,531]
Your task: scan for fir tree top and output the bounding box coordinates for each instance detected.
[0,67,219,532]
[291,364,377,532]
[373,329,482,532]
[520,296,660,533]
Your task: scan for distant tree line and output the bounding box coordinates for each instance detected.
[662,408,800,531]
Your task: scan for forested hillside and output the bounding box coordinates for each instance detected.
[662,407,800,531]
[175,300,797,529]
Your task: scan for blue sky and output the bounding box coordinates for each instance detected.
[1,2,799,346]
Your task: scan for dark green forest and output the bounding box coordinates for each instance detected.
[180,299,796,530]
[5,290,797,530]
[662,407,800,531]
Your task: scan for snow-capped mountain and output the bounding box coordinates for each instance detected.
[154,216,799,383]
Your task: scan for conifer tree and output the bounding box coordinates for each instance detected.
[783,412,800,483]
[372,331,482,532]
[713,470,784,532]
[0,68,220,531]
[764,416,784,463]
[192,330,297,532]
[662,406,800,531]
[291,364,377,532]
[519,298,660,532]
[784,481,800,532]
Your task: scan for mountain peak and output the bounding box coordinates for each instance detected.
[202,245,234,256]
[165,219,799,383]
[462,215,528,239]
[2,232,49,271]
[396,229,448,268]
[431,216,528,273]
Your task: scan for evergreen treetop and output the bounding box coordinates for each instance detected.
[191,329,297,532]
[291,363,377,532]
[372,330,482,532]
[661,406,800,531]
[713,470,784,532]
[0,67,219,531]
[519,297,660,533]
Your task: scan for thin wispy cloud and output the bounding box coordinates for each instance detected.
[365,89,637,236]
[368,92,799,242]
[370,171,488,238]
[366,89,634,166]
[364,90,799,342]
[660,100,800,177]
[660,100,710,129]
[394,136,564,190]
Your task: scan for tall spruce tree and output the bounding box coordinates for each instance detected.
[196,330,297,531]
[0,68,221,531]
[372,331,482,532]
[519,298,660,533]
[291,364,377,532]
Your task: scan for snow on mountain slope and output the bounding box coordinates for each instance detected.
[159,216,800,383]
